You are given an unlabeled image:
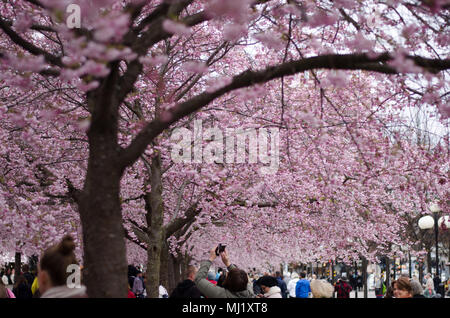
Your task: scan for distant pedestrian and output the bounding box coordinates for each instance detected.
[132,271,145,298]
[170,265,203,298]
[335,275,352,298]
[275,271,288,298]
[374,275,383,298]
[2,268,13,286]
[423,278,436,298]
[287,272,299,298]
[295,272,311,298]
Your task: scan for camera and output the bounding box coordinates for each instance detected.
[215,244,226,256]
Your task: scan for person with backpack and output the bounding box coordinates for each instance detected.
[334,275,352,298]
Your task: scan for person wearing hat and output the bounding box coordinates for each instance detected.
[334,274,352,298]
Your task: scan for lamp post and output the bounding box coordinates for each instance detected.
[418,203,446,280]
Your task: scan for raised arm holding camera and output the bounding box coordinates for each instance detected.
[194,246,255,298]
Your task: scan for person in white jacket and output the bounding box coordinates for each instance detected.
[257,276,282,298]
[287,272,299,298]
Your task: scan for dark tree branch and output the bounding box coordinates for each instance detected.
[0,16,63,67]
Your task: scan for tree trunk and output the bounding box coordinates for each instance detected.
[14,252,21,278]
[385,256,391,287]
[427,249,432,274]
[362,257,368,298]
[76,67,129,298]
[78,127,128,297]
[159,240,169,291]
[419,260,424,284]
[167,254,177,293]
[145,153,164,298]
[173,255,181,286]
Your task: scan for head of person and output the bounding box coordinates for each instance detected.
[136,271,142,278]
[275,271,282,278]
[258,276,278,294]
[186,265,197,281]
[300,272,306,279]
[22,264,30,273]
[291,272,299,280]
[38,235,78,295]
[14,275,27,289]
[393,277,413,298]
[222,268,248,293]
[310,279,334,298]
[410,279,423,296]
[312,274,317,280]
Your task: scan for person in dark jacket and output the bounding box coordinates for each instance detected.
[12,275,32,299]
[170,265,203,298]
[334,276,352,298]
[22,264,34,288]
[275,271,288,298]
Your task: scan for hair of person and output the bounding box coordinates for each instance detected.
[223,268,248,293]
[300,272,306,278]
[410,279,423,296]
[22,264,29,273]
[310,279,334,298]
[186,265,197,278]
[393,277,412,294]
[13,275,27,289]
[40,235,78,286]
[258,276,278,288]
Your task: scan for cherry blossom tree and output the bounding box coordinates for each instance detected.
[0,0,449,297]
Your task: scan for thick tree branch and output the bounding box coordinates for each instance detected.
[165,203,201,239]
[0,16,63,67]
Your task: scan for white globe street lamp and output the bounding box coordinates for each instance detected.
[418,215,434,230]
[418,203,443,281]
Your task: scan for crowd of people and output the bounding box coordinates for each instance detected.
[1,237,449,299]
